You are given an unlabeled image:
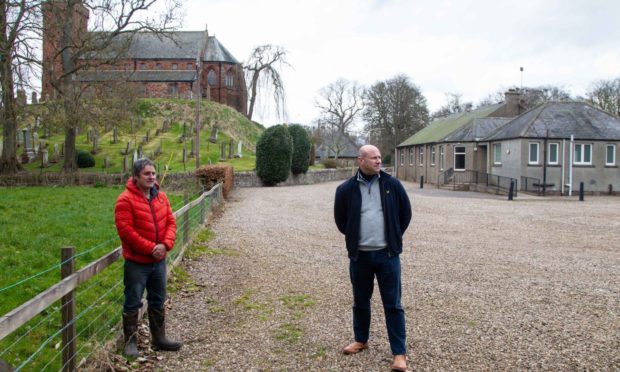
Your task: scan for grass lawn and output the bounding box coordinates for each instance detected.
[0,185,187,370]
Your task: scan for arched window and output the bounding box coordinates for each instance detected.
[207,70,217,86]
[225,71,234,87]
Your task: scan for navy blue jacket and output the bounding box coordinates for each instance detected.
[334,170,412,260]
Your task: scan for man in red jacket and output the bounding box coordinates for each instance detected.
[115,158,181,357]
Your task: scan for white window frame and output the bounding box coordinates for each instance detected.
[529,142,539,165]
[400,149,404,166]
[548,142,559,165]
[574,143,592,165]
[419,147,424,166]
[431,146,436,166]
[454,146,466,171]
[606,144,616,166]
[493,143,502,165]
[409,148,414,165]
[439,146,445,170]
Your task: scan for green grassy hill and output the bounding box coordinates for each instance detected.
[15,98,264,173]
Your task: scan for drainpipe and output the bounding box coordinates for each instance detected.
[561,139,565,195]
[568,135,574,196]
[542,131,548,196]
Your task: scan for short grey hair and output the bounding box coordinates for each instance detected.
[132,158,155,177]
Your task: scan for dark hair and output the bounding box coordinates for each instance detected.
[132,158,155,177]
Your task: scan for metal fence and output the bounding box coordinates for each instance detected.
[438,168,518,196]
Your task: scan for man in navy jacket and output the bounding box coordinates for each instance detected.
[334,145,412,372]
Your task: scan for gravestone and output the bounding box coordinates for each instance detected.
[133,149,138,163]
[182,122,187,139]
[32,132,39,153]
[228,139,234,159]
[103,157,109,169]
[16,89,27,106]
[92,135,99,154]
[235,141,243,158]
[112,127,118,144]
[208,126,218,143]
[41,148,49,168]
[86,128,93,143]
[22,128,35,162]
[31,91,38,104]
[121,141,131,155]
[220,142,226,161]
[51,144,60,163]
[123,156,129,173]
[182,145,187,163]
[137,144,143,158]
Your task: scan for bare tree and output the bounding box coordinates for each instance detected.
[586,78,620,117]
[315,78,364,134]
[44,0,181,172]
[431,92,472,119]
[244,44,290,121]
[0,0,41,174]
[363,74,429,159]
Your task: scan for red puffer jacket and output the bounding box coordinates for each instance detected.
[115,179,177,264]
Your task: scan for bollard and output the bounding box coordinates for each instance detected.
[420,176,424,189]
[579,182,584,201]
[508,180,514,201]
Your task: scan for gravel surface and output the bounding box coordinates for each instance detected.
[152,182,620,371]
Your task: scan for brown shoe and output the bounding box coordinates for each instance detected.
[391,354,407,371]
[342,341,368,355]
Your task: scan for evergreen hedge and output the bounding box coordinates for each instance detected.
[255,124,293,185]
[288,124,311,175]
[76,150,95,168]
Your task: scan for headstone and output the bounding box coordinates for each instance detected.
[137,144,143,158]
[32,132,39,152]
[16,89,27,106]
[41,148,49,167]
[220,142,226,161]
[123,155,129,173]
[22,128,35,162]
[228,139,234,159]
[235,141,243,158]
[92,135,99,153]
[86,128,93,143]
[208,126,218,143]
[121,141,130,155]
[31,91,38,104]
[112,127,118,144]
[182,145,187,163]
[103,157,109,169]
[51,143,59,163]
[182,122,187,139]
[189,137,195,157]
[133,149,138,163]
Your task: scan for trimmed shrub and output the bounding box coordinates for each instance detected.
[288,124,311,175]
[76,150,95,168]
[195,164,233,198]
[382,153,392,165]
[256,124,293,185]
[322,158,338,169]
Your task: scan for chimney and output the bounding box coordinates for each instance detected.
[504,88,522,117]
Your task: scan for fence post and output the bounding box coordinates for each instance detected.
[200,192,206,225]
[579,182,585,201]
[183,193,190,245]
[420,176,424,189]
[508,180,514,201]
[61,247,76,372]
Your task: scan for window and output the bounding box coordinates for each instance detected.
[140,63,146,70]
[493,143,502,164]
[574,143,592,165]
[207,70,217,86]
[431,146,436,166]
[400,149,404,166]
[454,146,465,170]
[168,83,178,96]
[187,63,194,70]
[225,71,234,87]
[548,143,559,165]
[419,147,424,165]
[155,63,162,70]
[439,146,445,170]
[606,144,616,166]
[409,148,414,165]
[529,142,539,164]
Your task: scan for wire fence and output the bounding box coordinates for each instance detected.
[0,183,223,371]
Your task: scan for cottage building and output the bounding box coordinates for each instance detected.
[41,1,247,115]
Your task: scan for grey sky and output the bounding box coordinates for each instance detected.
[182,0,620,127]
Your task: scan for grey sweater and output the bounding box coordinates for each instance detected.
[357,173,387,251]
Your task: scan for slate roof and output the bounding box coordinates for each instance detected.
[397,103,504,147]
[443,117,512,142]
[486,101,620,141]
[86,31,239,63]
[75,70,197,82]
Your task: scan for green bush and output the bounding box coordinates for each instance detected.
[288,124,311,175]
[382,153,392,165]
[256,125,293,185]
[322,158,338,169]
[136,100,157,117]
[76,150,95,168]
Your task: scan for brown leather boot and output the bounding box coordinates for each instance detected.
[391,354,407,371]
[148,307,182,351]
[122,310,140,358]
[342,341,368,354]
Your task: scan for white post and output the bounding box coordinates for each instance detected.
[568,135,574,196]
[561,139,565,195]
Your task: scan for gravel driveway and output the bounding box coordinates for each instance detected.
[154,181,620,371]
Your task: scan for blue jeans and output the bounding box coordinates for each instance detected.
[349,249,406,355]
[123,260,167,312]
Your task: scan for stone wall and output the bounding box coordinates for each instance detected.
[234,168,356,188]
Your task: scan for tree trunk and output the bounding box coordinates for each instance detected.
[247,71,260,120]
[62,124,78,172]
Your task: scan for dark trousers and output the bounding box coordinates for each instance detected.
[123,259,166,312]
[349,249,406,355]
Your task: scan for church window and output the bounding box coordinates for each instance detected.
[225,71,234,87]
[207,70,217,86]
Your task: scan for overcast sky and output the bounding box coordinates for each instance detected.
[181,0,620,128]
